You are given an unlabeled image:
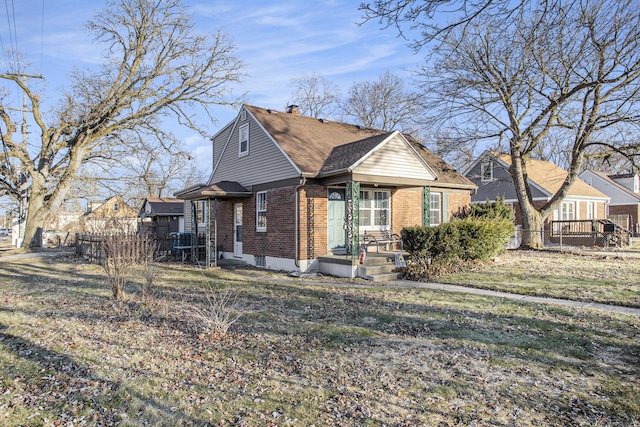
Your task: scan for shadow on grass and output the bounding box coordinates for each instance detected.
[2,257,639,424]
[0,323,208,425]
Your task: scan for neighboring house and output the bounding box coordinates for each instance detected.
[580,170,640,234]
[139,197,185,235]
[175,104,476,278]
[82,196,138,234]
[465,151,610,227]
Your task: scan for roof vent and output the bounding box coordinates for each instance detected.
[286,105,301,115]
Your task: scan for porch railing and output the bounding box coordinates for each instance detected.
[550,219,631,247]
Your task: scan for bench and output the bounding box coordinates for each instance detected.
[361,229,403,253]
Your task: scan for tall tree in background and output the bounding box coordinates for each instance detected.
[359,0,529,51]
[120,144,203,202]
[341,71,424,133]
[415,0,640,248]
[289,72,341,119]
[0,0,243,248]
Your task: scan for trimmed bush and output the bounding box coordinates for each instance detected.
[401,203,514,280]
[456,218,513,261]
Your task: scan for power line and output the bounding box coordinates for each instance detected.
[2,0,17,70]
[40,0,44,72]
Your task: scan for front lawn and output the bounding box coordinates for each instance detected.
[0,253,638,426]
[439,249,640,308]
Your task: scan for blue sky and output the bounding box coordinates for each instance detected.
[1,0,420,175]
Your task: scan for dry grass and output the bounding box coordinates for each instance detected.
[439,249,640,308]
[0,251,638,426]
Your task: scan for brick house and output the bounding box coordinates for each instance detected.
[580,170,640,234]
[465,151,609,224]
[175,104,476,278]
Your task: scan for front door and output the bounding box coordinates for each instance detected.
[327,189,346,250]
[234,203,243,257]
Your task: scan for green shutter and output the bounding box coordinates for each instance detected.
[423,187,430,226]
[442,192,449,223]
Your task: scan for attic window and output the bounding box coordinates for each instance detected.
[113,203,119,211]
[239,123,249,157]
[481,162,493,182]
[240,109,247,121]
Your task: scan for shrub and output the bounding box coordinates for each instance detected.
[456,217,513,261]
[456,197,515,222]
[101,234,156,301]
[401,210,513,280]
[188,283,242,338]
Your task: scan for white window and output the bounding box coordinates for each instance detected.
[113,203,119,211]
[430,192,441,226]
[256,191,267,232]
[561,201,575,220]
[240,109,247,121]
[239,123,249,157]
[586,201,594,219]
[481,162,493,182]
[359,190,390,229]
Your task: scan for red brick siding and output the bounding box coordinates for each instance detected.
[247,186,297,259]
[391,188,423,232]
[211,200,235,254]
[391,187,471,232]
[609,204,640,231]
[214,185,472,260]
[446,190,472,221]
[298,185,328,258]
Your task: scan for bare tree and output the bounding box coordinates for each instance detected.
[359,0,531,51]
[0,0,243,248]
[341,71,424,134]
[118,141,203,202]
[418,0,640,248]
[289,72,341,119]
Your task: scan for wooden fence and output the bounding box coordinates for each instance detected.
[76,232,208,265]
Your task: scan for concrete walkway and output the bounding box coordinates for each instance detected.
[381,279,640,316]
[0,248,75,262]
[240,271,640,317]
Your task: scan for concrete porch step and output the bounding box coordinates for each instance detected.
[362,271,404,282]
[317,251,408,280]
[217,257,247,267]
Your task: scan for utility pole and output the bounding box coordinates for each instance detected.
[5,72,43,246]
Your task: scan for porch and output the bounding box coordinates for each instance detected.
[317,250,408,282]
[549,219,632,248]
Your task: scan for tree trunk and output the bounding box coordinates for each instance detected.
[520,203,544,249]
[21,191,48,249]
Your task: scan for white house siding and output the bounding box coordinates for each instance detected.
[580,170,640,206]
[211,116,299,187]
[355,137,436,180]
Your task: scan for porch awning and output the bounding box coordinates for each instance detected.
[174,181,252,200]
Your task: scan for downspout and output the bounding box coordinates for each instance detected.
[294,177,307,268]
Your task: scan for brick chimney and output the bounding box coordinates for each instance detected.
[286,104,301,115]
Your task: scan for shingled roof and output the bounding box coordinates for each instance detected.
[246,105,475,188]
[496,153,608,198]
[144,197,184,216]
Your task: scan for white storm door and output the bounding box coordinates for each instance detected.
[234,203,243,257]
